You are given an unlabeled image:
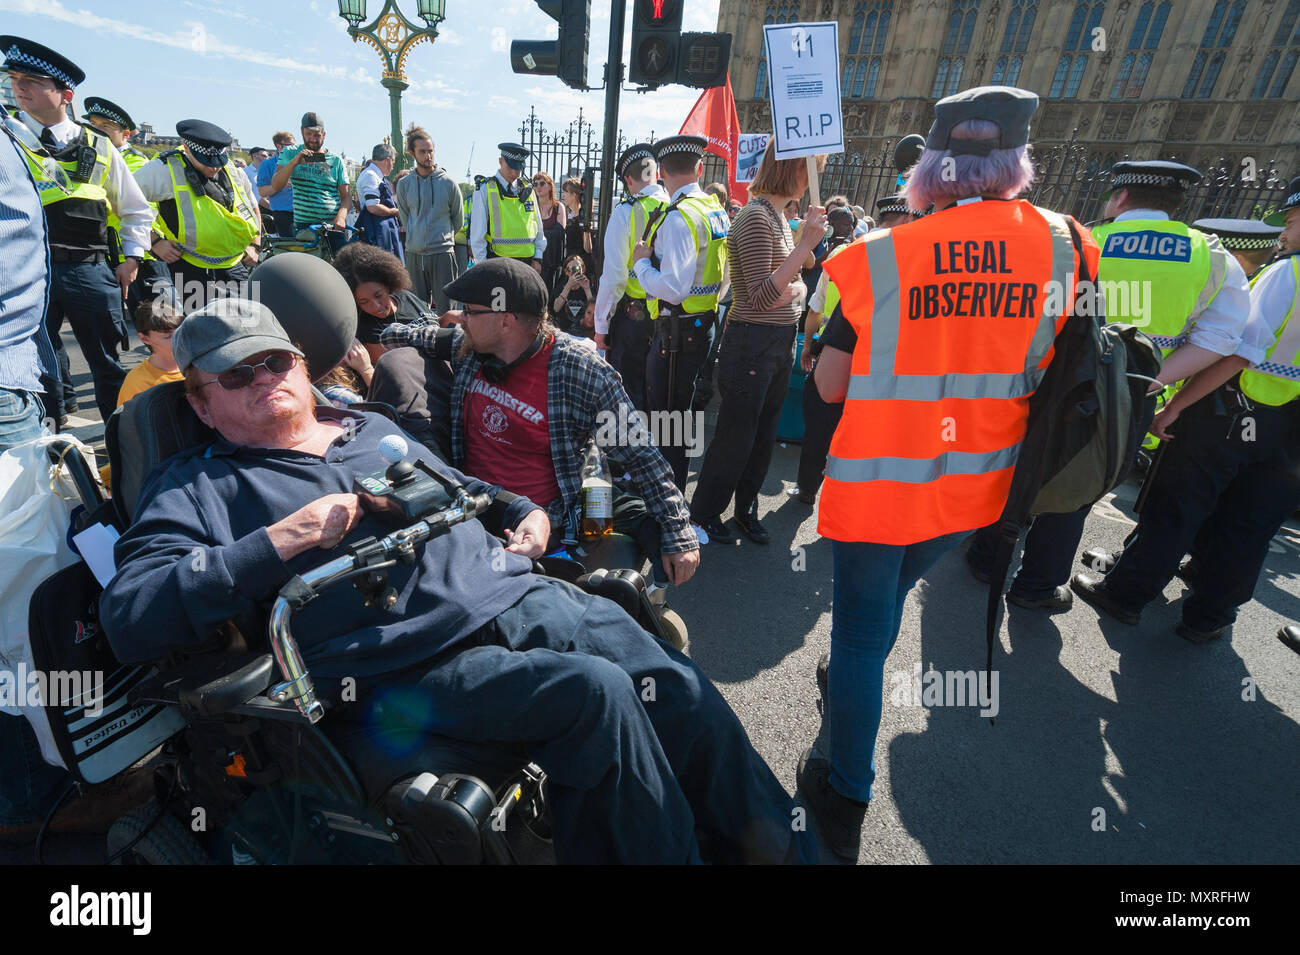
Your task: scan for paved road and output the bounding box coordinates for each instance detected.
[9,334,1299,864]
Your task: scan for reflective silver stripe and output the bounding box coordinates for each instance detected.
[486,181,503,245]
[825,444,1022,484]
[845,205,1073,404]
[166,154,201,251]
[1256,257,1300,373]
[1191,239,1229,317]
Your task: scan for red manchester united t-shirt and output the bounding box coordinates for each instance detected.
[464,339,561,508]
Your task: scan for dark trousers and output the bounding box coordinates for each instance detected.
[607,297,654,412]
[1105,389,1300,630]
[170,260,252,311]
[612,486,670,585]
[43,259,129,421]
[272,209,295,238]
[797,359,844,497]
[644,309,715,492]
[691,321,797,523]
[338,576,816,864]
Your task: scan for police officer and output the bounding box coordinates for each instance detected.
[1071,180,1300,642]
[81,97,172,311]
[631,135,729,493]
[133,119,262,310]
[1192,217,1282,283]
[469,142,545,272]
[3,36,154,423]
[968,160,1251,610]
[594,142,668,410]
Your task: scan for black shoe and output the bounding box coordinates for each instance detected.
[1070,572,1141,625]
[1007,585,1073,613]
[1277,626,1300,655]
[1176,620,1228,644]
[796,748,866,864]
[733,504,771,545]
[964,548,993,585]
[699,518,740,545]
[1079,547,1116,575]
[789,487,816,505]
[1175,557,1199,588]
[816,652,829,701]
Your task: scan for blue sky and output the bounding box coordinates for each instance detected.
[1,0,722,178]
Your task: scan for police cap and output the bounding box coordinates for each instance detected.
[1192,217,1283,251]
[1109,160,1201,193]
[1,36,85,89]
[498,142,531,171]
[1265,175,1300,226]
[652,135,708,162]
[83,97,136,132]
[876,193,923,218]
[926,86,1038,156]
[444,258,548,317]
[617,142,655,180]
[176,119,232,167]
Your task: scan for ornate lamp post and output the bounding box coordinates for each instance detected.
[337,0,446,170]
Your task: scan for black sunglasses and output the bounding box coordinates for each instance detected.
[199,351,299,391]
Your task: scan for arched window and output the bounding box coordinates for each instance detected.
[1273,0,1300,45]
[1182,51,1207,98]
[1050,55,1072,97]
[755,60,768,99]
[1111,53,1135,97]
[948,58,966,94]
[848,9,865,53]
[1146,1,1171,48]
[1017,2,1038,50]
[1006,55,1023,84]
[873,8,891,52]
[853,59,868,97]
[1128,2,1152,49]
[1065,4,1088,49]
[932,58,950,99]
[1201,0,1227,46]
[864,58,882,97]
[992,55,1008,85]
[1219,0,1245,46]
[842,2,892,100]
[1003,8,1021,51]
[1198,51,1225,96]
[1253,50,1281,97]
[941,0,981,55]
[1066,54,1088,96]
[1271,48,1299,96]
[1129,52,1153,96]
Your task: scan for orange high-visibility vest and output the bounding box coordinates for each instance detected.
[818,199,1097,544]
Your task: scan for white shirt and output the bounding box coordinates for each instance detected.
[1111,209,1250,357]
[356,163,386,213]
[469,171,546,263]
[633,181,728,306]
[594,182,669,334]
[134,153,262,241]
[1238,252,1299,365]
[19,110,153,257]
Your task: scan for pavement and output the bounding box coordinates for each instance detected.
[7,334,1299,865]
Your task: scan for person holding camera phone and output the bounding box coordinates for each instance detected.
[552,255,593,335]
[268,110,350,256]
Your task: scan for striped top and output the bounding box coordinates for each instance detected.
[725,197,802,326]
[278,144,348,228]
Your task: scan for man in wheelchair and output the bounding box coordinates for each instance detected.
[379,259,700,605]
[100,297,819,864]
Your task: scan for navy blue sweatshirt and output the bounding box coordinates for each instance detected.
[101,409,541,679]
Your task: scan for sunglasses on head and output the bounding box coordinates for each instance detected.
[199,351,298,391]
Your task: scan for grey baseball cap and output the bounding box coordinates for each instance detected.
[926,86,1038,156]
[172,298,305,374]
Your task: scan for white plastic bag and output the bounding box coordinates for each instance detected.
[0,434,99,767]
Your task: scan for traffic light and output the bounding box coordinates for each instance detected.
[630,0,683,87]
[676,31,732,89]
[511,0,591,91]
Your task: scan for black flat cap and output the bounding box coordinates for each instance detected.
[1,36,85,89]
[176,119,232,167]
[617,142,655,179]
[498,142,531,170]
[83,96,136,132]
[1265,176,1300,226]
[1193,217,1283,250]
[653,135,708,161]
[444,258,548,317]
[926,86,1038,155]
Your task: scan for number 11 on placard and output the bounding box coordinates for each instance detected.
[791,28,813,58]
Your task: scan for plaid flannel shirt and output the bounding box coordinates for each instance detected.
[380,321,697,554]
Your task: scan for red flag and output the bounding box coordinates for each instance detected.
[680,73,746,203]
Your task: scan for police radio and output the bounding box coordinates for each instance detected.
[71,144,98,184]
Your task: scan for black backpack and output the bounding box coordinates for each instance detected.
[982,221,1163,702]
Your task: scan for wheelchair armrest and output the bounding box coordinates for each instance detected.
[131,652,275,717]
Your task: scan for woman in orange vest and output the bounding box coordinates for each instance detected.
[797,87,1101,862]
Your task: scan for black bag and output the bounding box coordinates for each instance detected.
[27,562,185,784]
[982,221,1163,700]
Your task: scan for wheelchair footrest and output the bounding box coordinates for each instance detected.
[385,772,498,865]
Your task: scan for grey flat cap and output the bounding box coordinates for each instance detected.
[173,298,304,374]
[926,86,1039,156]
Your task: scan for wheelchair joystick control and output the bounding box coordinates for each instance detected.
[379,434,415,485]
[355,434,459,523]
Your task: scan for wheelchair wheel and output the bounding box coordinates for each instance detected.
[657,609,689,655]
[106,802,209,865]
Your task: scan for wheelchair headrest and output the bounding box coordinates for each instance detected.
[250,252,358,381]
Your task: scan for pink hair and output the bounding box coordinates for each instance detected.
[903,119,1036,212]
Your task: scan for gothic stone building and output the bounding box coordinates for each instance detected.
[719,0,1300,182]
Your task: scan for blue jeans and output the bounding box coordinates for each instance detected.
[827,532,968,803]
[0,387,47,449]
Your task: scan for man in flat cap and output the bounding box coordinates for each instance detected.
[133,119,262,309]
[103,292,819,864]
[468,142,545,271]
[269,111,351,256]
[1067,182,1300,643]
[594,142,668,409]
[81,97,171,311]
[631,134,730,493]
[3,36,155,423]
[1193,217,1282,281]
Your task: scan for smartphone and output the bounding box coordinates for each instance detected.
[302,151,327,163]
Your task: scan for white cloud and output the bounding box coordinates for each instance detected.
[438,26,465,47]
[490,26,509,53]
